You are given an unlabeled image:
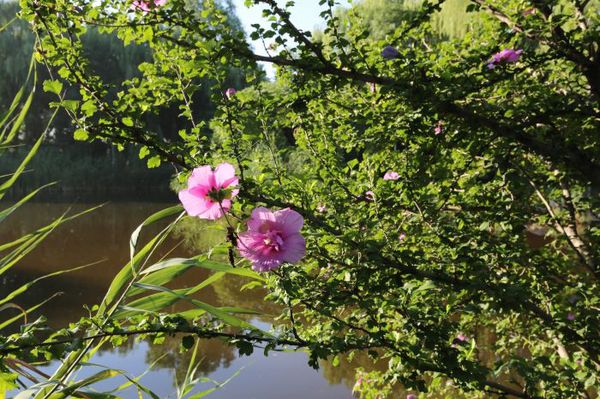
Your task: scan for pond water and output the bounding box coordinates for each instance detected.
[1,202,359,398]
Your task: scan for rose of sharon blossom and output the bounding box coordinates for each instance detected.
[132,0,166,12]
[487,49,523,69]
[381,45,399,60]
[369,82,376,93]
[238,207,306,272]
[407,395,418,399]
[434,120,444,135]
[383,171,400,181]
[178,163,239,220]
[225,88,237,99]
[452,333,469,348]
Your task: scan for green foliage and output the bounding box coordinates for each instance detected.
[0,145,175,201]
[0,22,248,397]
[5,0,600,398]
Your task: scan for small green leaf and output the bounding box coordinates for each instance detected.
[81,100,97,116]
[43,79,63,95]
[139,146,150,159]
[74,128,89,141]
[147,155,161,168]
[122,117,134,127]
[62,99,79,112]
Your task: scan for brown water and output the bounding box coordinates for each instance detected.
[0,202,360,399]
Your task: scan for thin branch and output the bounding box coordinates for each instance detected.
[527,174,598,279]
[0,327,308,355]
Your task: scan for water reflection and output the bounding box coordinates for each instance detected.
[0,202,355,398]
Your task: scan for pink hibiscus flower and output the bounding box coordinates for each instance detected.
[225,88,237,99]
[487,48,523,69]
[383,171,400,181]
[369,82,376,93]
[434,120,443,135]
[178,163,239,220]
[132,0,166,12]
[237,207,306,272]
[452,333,470,348]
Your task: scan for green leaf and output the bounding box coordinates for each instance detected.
[147,155,161,168]
[81,100,97,116]
[42,79,63,95]
[139,146,150,159]
[61,100,80,112]
[74,128,89,141]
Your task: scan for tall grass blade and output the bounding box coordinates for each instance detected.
[0,293,62,330]
[113,272,226,319]
[0,133,44,200]
[0,260,103,307]
[131,283,260,331]
[0,183,56,224]
[0,54,35,139]
[100,206,184,313]
[0,205,104,253]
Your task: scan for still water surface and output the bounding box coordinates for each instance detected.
[1,202,358,398]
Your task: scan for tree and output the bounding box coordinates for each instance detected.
[10,0,600,398]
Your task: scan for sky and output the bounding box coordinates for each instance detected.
[231,0,351,78]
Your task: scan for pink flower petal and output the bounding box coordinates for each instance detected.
[132,0,166,12]
[247,207,277,232]
[274,208,304,236]
[237,231,261,258]
[251,257,284,272]
[238,207,306,271]
[188,184,210,198]
[178,189,212,217]
[179,164,240,220]
[280,233,306,263]
[220,198,232,211]
[225,88,237,99]
[198,202,225,220]
[214,162,238,189]
[189,165,215,188]
[383,171,400,181]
